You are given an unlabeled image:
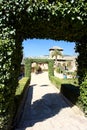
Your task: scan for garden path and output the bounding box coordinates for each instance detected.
[15,72,87,130]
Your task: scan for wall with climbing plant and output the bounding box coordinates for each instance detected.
[0,0,87,129]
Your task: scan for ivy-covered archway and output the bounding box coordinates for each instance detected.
[0,0,87,129]
[24,58,54,78]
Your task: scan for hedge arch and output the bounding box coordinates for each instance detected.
[0,0,87,129]
[24,58,54,78]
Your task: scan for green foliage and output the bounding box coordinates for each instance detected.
[50,75,77,89]
[75,43,87,115]
[51,49,62,58]
[61,84,80,104]
[25,58,31,78]
[0,0,87,41]
[15,77,30,96]
[50,76,62,89]
[75,43,87,84]
[51,49,62,66]
[48,60,54,78]
[0,38,23,129]
[0,0,87,129]
[13,77,30,128]
[55,67,64,73]
[24,58,54,79]
[78,78,87,115]
[50,76,80,107]
[50,75,78,88]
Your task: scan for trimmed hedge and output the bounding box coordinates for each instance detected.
[78,79,87,115]
[15,77,30,110]
[15,77,30,111]
[50,76,81,106]
[61,84,80,105]
[75,43,87,115]
[50,76,78,89]
[13,77,30,129]
[0,77,30,130]
[50,76,62,89]
[16,77,30,96]
[25,58,54,79]
[0,0,87,129]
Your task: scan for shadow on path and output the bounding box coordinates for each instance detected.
[40,84,49,87]
[15,72,87,130]
[18,92,71,129]
[14,84,36,129]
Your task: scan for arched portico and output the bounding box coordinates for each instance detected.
[0,0,87,129]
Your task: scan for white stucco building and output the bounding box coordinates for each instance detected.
[49,46,77,72]
[29,46,77,74]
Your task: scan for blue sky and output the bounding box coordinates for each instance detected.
[22,39,76,57]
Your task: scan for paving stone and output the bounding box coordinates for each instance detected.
[15,72,87,130]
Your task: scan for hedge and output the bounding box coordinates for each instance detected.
[0,77,30,130]
[50,76,62,89]
[0,0,87,129]
[15,77,30,96]
[78,78,87,116]
[13,77,30,129]
[61,84,80,105]
[25,58,54,79]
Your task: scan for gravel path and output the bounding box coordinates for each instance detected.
[15,72,87,130]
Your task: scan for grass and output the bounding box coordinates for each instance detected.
[50,76,78,90]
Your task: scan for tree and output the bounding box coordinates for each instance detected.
[51,49,62,66]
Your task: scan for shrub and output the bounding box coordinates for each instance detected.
[13,77,30,128]
[50,76,62,90]
[61,84,80,104]
[78,79,87,116]
[16,77,30,96]
[25,58,54,79]
[15,77,30,111]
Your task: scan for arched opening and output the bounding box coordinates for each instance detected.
[22,39,77,78]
